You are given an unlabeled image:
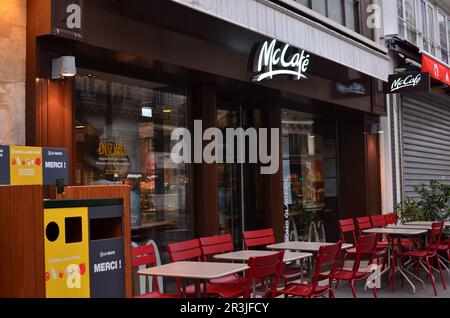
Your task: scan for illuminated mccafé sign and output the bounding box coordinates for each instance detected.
[251,39,311,82]
[384,72,430,94]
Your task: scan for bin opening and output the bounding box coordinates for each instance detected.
[90,218,123,240]
[65,217,82,243]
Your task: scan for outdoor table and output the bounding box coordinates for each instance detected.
[214,250,313,296]
[213,250,312,263]
[266,241,353,253]
[363,227,428,294]
[387,224,435,230]
[405,221,450,227]
[266,242,353,275]
[137,261,249,298]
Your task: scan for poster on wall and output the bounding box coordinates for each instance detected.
[10,146,43,185]
[96,141,131,178]
[0,145,68,186]
[302,159,325,209]
[0,146,10,185]
[43,148,69,185]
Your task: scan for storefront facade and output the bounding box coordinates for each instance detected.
[26,0,390,292]
[383,0,450,205]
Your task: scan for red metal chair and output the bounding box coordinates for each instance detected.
[338,219,358,264]
[356,217,372,236]
[200,234,248,286]
[168,239,245,298]
[132,244,179,298]
[242,229,276,249]
[333,234,380,298]
[243,252,285,298]
[385,213,398,225]
[242,229,303,285]
[370,215,387,228]
[277,242,343,298]
[392,222,447,296]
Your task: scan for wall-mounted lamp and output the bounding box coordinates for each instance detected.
[52,56,77,80]
[369,123,384,135]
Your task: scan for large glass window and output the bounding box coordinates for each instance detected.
[282,109,338,242]
[438,11,449,64]
[217,108,243,247]
[74,70,190,292]
[426,4,436,56]
[398,0,418,45]
[294,0,359,33]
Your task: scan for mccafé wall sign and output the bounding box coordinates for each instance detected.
[384,72,430,94]
[250,39,311,82]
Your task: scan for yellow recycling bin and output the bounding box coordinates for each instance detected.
[44,207,90,298]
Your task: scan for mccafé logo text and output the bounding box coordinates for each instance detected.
[252,39,311,82]
[98,142,127,158]
[390,74,422,92]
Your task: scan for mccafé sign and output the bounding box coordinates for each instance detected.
[250,39,311,82]
[384,71,430,94]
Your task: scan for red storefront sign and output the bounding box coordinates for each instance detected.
[421,54,450,86]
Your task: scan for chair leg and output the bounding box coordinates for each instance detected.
[329,287,335,299]
[350,280,357,298]
[436,255,447,290]
[416,258,421,279]
[372,286,378,298]
[426,257,437,296]
[392,255,396,292]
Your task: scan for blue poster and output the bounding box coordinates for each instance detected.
[0,146,10,185]
[42,148,69,185]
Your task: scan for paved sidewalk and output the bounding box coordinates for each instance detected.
[333,273,450,298]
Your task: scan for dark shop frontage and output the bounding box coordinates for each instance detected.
[24,0,389,295]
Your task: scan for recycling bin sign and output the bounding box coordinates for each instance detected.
[89,205,125,298]
[44,207,91,298]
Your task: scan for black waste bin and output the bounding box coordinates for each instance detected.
[89,204,125,298]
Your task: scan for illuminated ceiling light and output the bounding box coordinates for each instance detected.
[75,125,85,129]
[142,107,153,118]
[163,109,172,113]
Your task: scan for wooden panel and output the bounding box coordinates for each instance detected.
[261,102,284,242]
[55,185,133,298]
[35,78,74,183]
[26,0,52,146]
[338,111,368,220]
[0,186,45,298]
[192,85,219,237]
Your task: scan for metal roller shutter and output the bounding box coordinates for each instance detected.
[401,93,450,199]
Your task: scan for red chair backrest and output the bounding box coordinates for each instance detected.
[167,239,202,262]
[132,244,157,268]
[385,213,397,225]
[352,234,379,273]
[338,219,357,245]
[247,251,284,298]
[200,234,234,261]
[311,242,343,292]
[132,244,161,292]
[356,217,372,235]
[242,229,276,249]
[428,222,444,253]
[370,215,387,228]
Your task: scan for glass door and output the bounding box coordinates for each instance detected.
[217,108,244,248]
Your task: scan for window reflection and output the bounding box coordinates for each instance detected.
[74,70,190,293]
[282,109,337,242]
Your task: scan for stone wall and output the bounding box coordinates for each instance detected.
[0,0,26,145]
